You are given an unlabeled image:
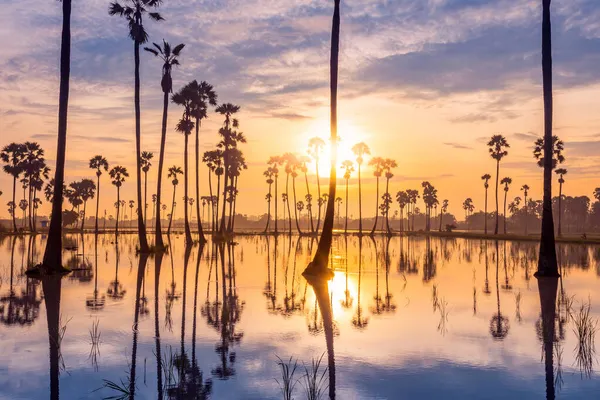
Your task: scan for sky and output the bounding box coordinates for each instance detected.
[1,0,600,220]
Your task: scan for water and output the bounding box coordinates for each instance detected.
[0,234,599,399]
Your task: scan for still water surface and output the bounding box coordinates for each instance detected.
[0,234,599,399]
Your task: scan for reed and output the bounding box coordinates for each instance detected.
[275,355,299,400]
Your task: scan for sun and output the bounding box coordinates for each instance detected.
[302,118,369,178]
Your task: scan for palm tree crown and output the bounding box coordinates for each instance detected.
[143,40,184,93]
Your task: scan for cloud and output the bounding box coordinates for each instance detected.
[30,134,130,143]
[512,132,538,141]
[268,112,311,121]
[443,142,472,150]
[449,114,497,124]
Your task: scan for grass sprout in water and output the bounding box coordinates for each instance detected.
[573,298,598,379]
[89,318,101,371]
[302,353,328,400]
[275,355,299,400]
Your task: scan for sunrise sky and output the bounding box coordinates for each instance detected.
[1,0,600,220]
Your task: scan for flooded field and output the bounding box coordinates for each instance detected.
[0,234,599,399]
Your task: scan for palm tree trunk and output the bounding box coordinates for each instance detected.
[116,187,120,237]
[168,185,176,234]
[184,131,192,243]
[484,187,488,234]
[358,163,362,235]
[195,119,206,243]
[153,253,163,400]
[80,201,87,232]
[219,161,229,233]
[133,40,149,253]
[307,0,340,274]
[231,176,239,232]
[264,183,272,233]
[439,210,443,231]
[155,91,169,250]
[385,178,391,235]
[494,161,500,234]
[537,0,558,276]
[286,174,292,235]
[344,178,349,234]
[95,174,101,233]
[215,173,221,232]
[503,190,508,234]
[42,0,70,270]
[525,194,528,235]
[11,176,17,232]
[28,185,33,232]
[371,177,379,235]
[207,170,214,233]
[292,176,301,234]
[558,182,562,237]
[274,175,279,234]
[143,171,148,228]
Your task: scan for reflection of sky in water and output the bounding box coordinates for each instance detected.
[0,234,600,399]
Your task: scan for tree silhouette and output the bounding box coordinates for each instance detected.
[396,190,409,232]
[308,137,326,234]
[204,150,223,233]
[521,184,530,235]
[352,142,370,235]
[167,165,183,234]
[555,168,567,237]
[487,135,509,235]
[383,159,397,235]
[335,196,342,228]
[481,173,491,234]
[76,179,96,231]
[263,168,275,233]
[537,0,559,276]
[501,177,512,234]
[140,150,153,228]
[1,143,26,233]
[368,157,384,235]
[439,199,449,232]
[109,0,164,253]
[341,160,354,234]
[109,166,128,238]
[144,39,183,250]
[89,155,109,234]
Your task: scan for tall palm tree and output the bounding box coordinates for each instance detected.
[395,190,409,232]
[267,157,283,234]
[501,177,512,234]
[352,142,370,235]
[215,103,241,234]
[368,156,384,235]
[487,135,510,235]
[308,137,326,234]
[335,196,342,227]
[383,158,397,235]
[263,167,275,233]
[282,153,296,235]
[109,0,164,253]
[406,189,419,231]
[306,0,341,276]
[144,39,183,250]
[78,179,96,232]
[1,143,26,232]
[439,199,449,232]
[140,151,153,228]
[109,166,129,238]
[537,0,559,276]
[172,85,196,244]
[188,80,217,243]
[203,150,222,233]
[521,184,530,235]
[167,165,182,235]
[298,156,315,234]
[89,156,109,234]
[341,160,354,234]
[555,168,567,237]
[481,173,491,234]
[290,156,303,235]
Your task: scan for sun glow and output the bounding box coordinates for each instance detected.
[302,119,370,179]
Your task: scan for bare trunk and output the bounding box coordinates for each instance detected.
[358,163,362,234]
[292,176,301,234]
[558,182,562,237]
[344,178,349,234]
[11,177,17,232]
[315,157,322,234]
[371,177,379,235]
[184,131,192,243]
[304,171,314,233]
[494,161,499,235]
[155,91,169,250]
[94,174,101,233]
[134,40,149,253]
[484,186,488,234]
[168,185,176,234]
[195,119,206,243]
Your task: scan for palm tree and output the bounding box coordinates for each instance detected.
[144,39,183,250]
[188,80,217,242]
[89,156,109,234]
[537,0,559,276]
[282,153,297,235]
[109,0,164,253]
[140,151,153,227]
[109,166,129,237]
[521,184,530,234]
[298,156,315,234]
[406,189,419,231]
[263,168,275,233]
[215,103,241,234]
[267,156,283,234]
[533,135,565,169]
[352,142,370,235]
[151,193,157,230]
[555,168,567,237]
[305,0,340,276]
[78,179,96,232]
[487,135,510,234]
[439,199,448,232]
[368,156,384,235]
[383,158,397,235]
[335,197,342,227]
[500,177,512,234]
[341,160,354,234]
[481,173,491,234]
[203,150,222,233]
[289,156,302,234]
[1,143,26,232]
[172,85,196,244]
[396,191,409,232]
[308,137,326,234]
[167,165,182,235]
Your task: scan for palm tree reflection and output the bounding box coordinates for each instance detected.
[537,276,559,400]
[490,241,509,340]
[340,236,353,309]
[352,237,369,330]
[106,242,126,300]
[86,236,105,311]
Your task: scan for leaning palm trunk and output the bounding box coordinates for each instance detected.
[305,0,340,275]
[42,0,71,270]
[133,39,150,253]
[195,120,206,243]
[155,91,169,250]
[184,131,192,243]
[537,0,558,276]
